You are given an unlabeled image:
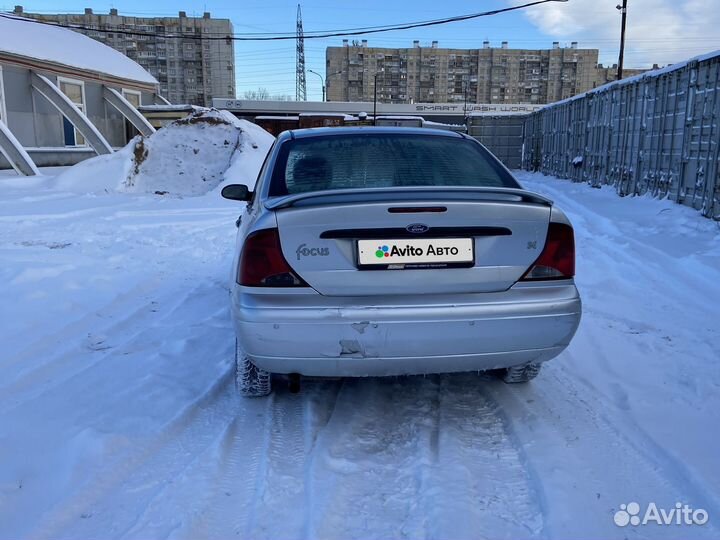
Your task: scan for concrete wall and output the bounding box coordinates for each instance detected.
[0,148,96,169]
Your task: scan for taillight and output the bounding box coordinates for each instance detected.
[238,228,308,287]
[521,222,575,281]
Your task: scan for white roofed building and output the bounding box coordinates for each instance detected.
[0,13,167,174]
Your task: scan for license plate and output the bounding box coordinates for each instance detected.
[357,238,474,267]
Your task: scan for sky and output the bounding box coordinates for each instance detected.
[2,0,719,101]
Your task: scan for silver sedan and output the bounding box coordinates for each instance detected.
[222,127,581,396]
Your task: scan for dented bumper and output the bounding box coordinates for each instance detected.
[231,281,581,377]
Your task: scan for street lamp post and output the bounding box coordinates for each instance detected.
[307,70,343,102]
[463,80,469,118]
[307,69,325,101]
[373,70,383,126]
[616,0,628,80]
[325,70,342,102]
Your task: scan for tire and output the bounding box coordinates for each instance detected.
[235,339,272,397]
[501,362,542,384]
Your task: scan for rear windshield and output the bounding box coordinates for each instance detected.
[268,133,519,196]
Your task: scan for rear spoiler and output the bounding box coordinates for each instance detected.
[265,187,553,210]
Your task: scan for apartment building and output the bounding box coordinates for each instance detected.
[326,40,647,105]
[595,64,653,86]
[12,6,235,106]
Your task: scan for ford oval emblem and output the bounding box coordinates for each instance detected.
[406,223,429,234]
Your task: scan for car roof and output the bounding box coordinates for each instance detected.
[278,126,466,142]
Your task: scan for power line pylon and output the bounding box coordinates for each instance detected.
[296,4,307,101]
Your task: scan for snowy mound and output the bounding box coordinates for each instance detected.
[53,109,274,196]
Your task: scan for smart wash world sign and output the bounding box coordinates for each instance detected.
[213,99,542,117]
[413,103,542,114]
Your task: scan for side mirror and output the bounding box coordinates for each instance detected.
[221,184,252,202]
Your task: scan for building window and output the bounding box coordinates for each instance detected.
[57,77,87,147]
[122,89,141,108]
[122,89,142,143]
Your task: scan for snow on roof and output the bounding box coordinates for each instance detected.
[298,112,355,119]
[467,110,536,117]
[422,120,464,127]
[376,116,425,121]
[0,14,157,85]
[138,105,200,112]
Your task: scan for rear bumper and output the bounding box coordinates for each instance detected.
[231,281,581,377]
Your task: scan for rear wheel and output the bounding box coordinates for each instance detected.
[500,362,542,384]
[235,339,272,397]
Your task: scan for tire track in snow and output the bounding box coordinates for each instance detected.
[410,375,545,540]
[0,278,225,415]
[291,378,431,540]
[486,363,720,539]
[172,394,280,539]
[0,278,165,384]
[5,274,235,539]
[87,380,344,540]
[300,380,344,540]
[240,380,344,540]
[508,175,720,538]
[295,375,543,540]
[559,337,720,525]
[242,389,310,538]
[28,367,239,540]
[114,391,274,540]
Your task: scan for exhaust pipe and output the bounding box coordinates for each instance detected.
[288,373,301,394]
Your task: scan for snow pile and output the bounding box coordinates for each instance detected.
[53,109,274,196]
[221,118,276,190]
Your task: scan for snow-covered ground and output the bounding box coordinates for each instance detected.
[1,147,719,538]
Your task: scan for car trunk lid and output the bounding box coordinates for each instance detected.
[272,189,552,296]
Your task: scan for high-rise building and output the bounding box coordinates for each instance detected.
[326,40,648,105]
[12,6,235,106]
[593,64,653,87]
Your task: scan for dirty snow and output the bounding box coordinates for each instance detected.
[51,109,274,196]
[0,155,719,539]
[0,13,157,84]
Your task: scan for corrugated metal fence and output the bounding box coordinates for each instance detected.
[468,115,525,169]
[522,51,720,219]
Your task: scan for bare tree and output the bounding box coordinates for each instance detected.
[243,88,271,100]
[242,88,296,101]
